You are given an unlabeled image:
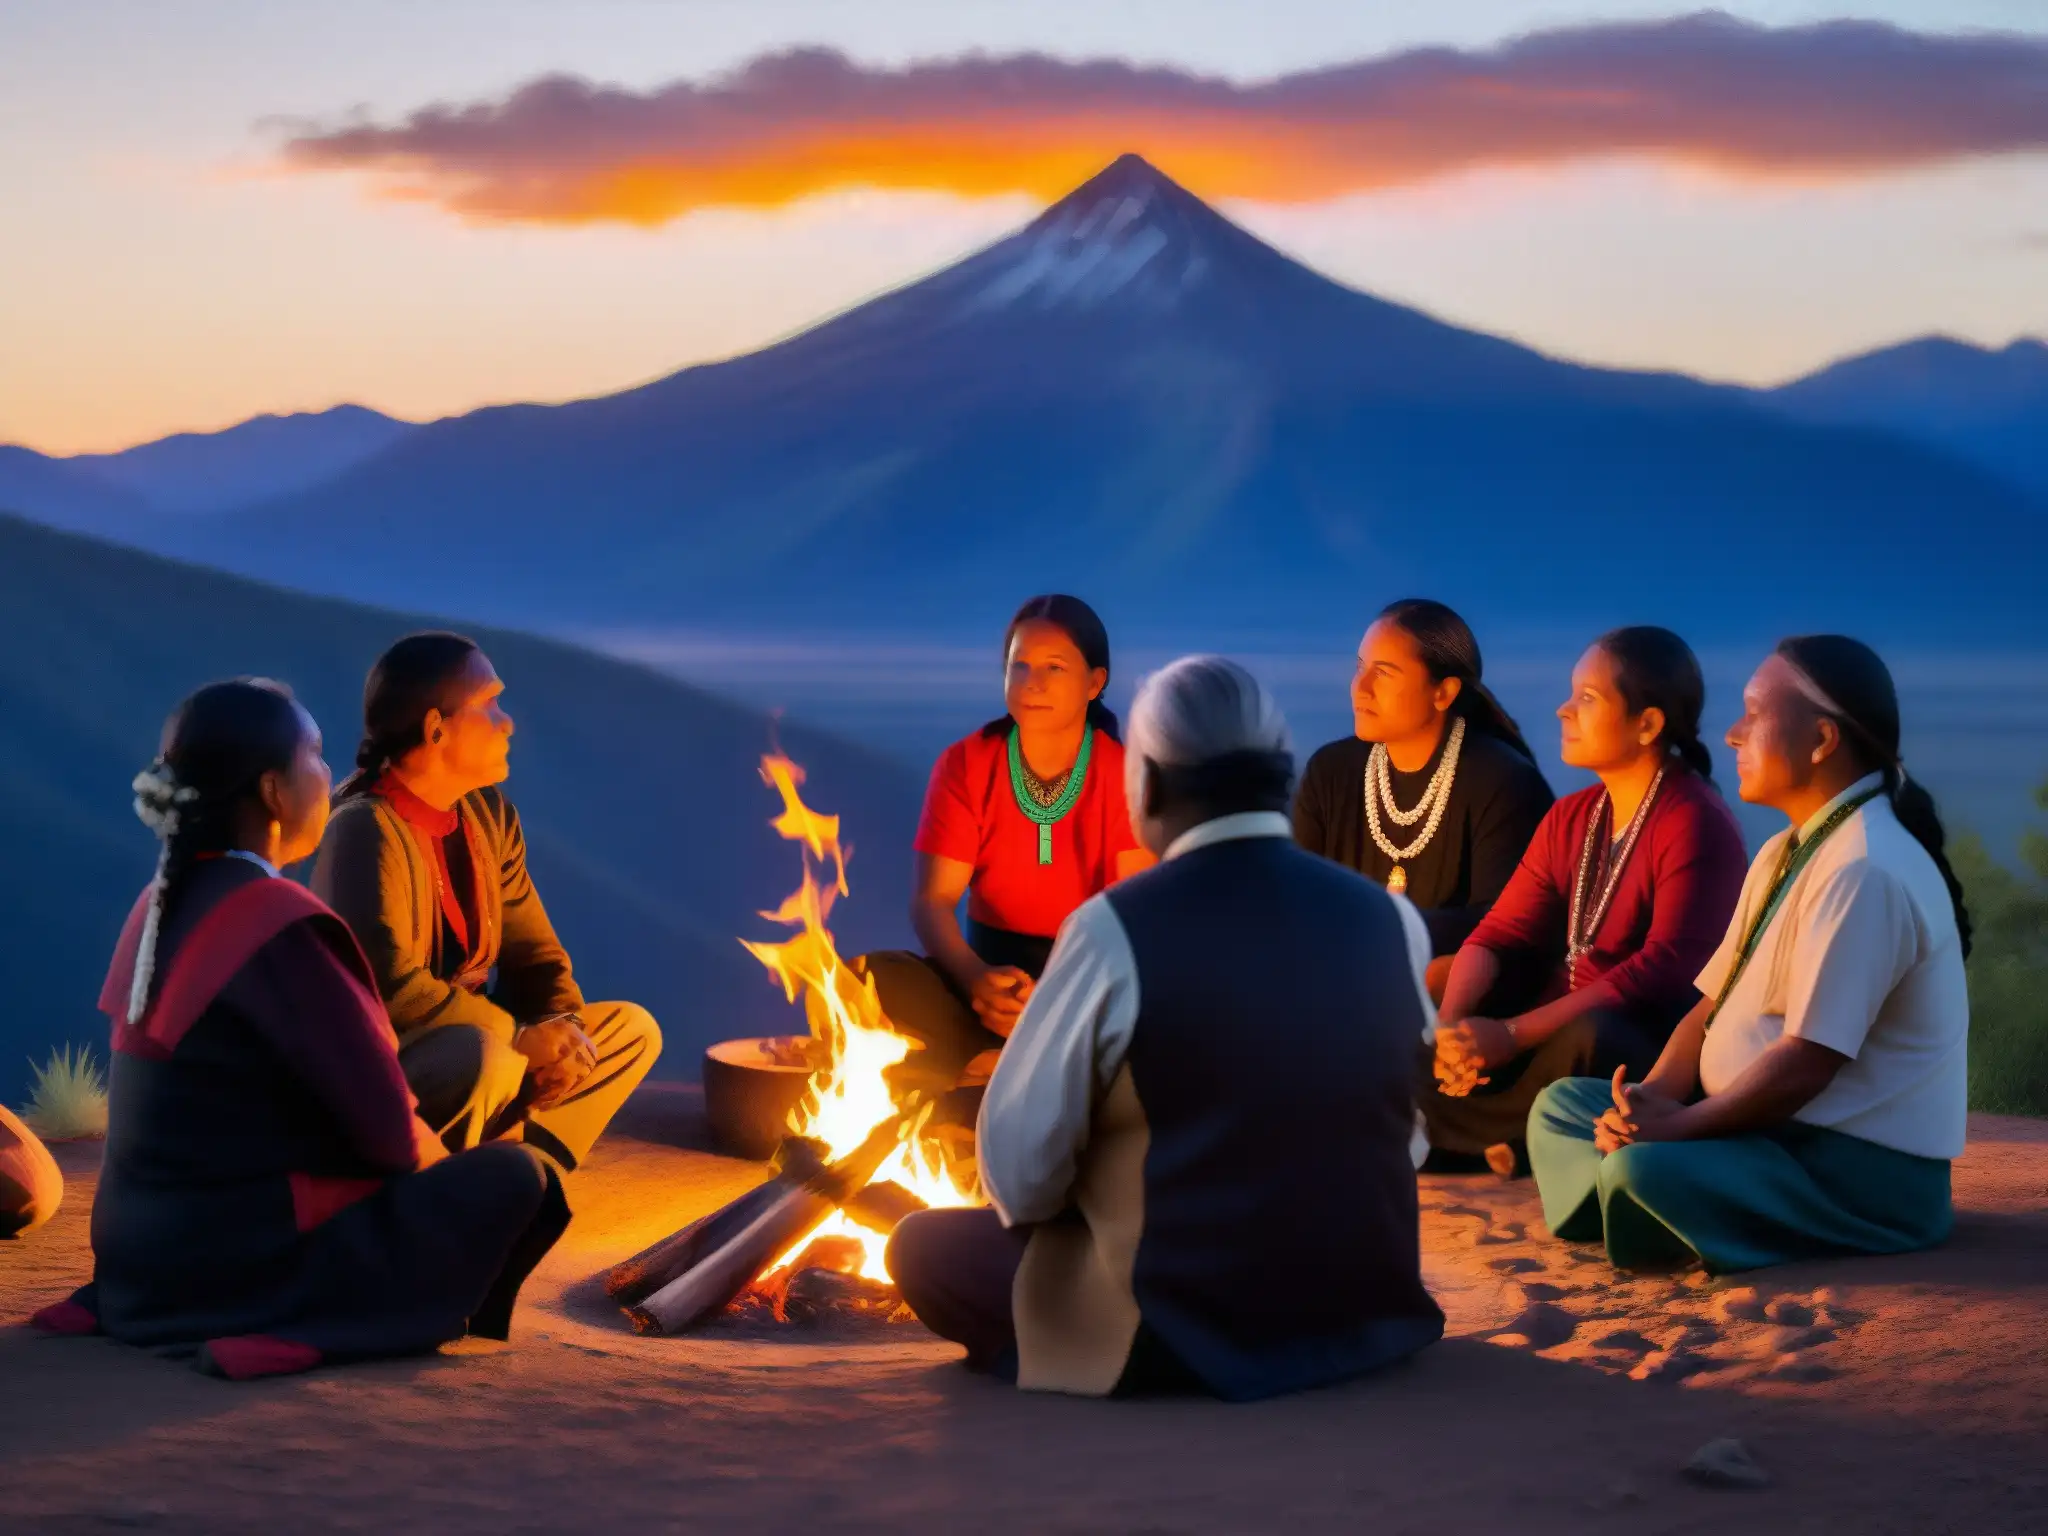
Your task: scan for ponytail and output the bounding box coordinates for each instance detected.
[334,631,482,801]
[1776,634,1972,958]
[1452,678,1534,763]
[1377,598,1535,762]
[128,679,306,1023]
[1084,699,1122,743]
[1596,625,1714,781]
[126,761,193,1025]
[1888,771,1973,959]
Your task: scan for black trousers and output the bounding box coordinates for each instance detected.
[886,1207,1202,1393]
[853,924,1050,1129]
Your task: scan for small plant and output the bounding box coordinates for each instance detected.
[23,1043,109,1140]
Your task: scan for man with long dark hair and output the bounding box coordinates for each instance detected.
[1527,636,1971,1273]
[312,634,661,1171]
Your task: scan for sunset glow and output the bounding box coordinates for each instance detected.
[279,21,2048,225]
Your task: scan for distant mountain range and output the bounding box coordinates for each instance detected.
[0,406,415,536]
[0,511,920,1105]
[1,156,2041,649]
[1765,336,2048,500]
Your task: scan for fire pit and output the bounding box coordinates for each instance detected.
[611,755,976,1335]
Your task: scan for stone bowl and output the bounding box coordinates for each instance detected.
[702,1035,825,1161]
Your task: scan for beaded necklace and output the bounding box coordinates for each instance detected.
[1564,764,1666,989]
[1364,716,1466,895]
[1703,787,1883,1031]
[1008,727,1092,866]
[1017,757,1072,808]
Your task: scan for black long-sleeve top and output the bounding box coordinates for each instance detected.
[1292,727,1554,956]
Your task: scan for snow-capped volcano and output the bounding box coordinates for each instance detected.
[957,154,1223,314]
[146,153,2042,649]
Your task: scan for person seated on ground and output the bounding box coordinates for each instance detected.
[858,595,1151,1115]
[31,680,568,1378]
[1427,628,1747,1174]
[886,656,1445,1400]
[1293,598,1553,1003]
[1527,636,1971,1275]
[310,633,660,1171]
[1,1102,63,1239]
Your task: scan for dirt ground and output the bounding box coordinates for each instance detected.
[4,1088,2044,1535]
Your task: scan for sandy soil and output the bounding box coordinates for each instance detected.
[4,1088,2044,1535]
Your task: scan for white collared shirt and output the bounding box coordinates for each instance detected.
[977,811,1434,1225]
[1695,773,1969,1159]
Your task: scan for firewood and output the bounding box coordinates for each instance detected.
[604,1134,830,1302]
[627,1112,909,1336]
[841,1179,927,1236]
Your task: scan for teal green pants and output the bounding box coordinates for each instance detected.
[1526,1077,1953,1274]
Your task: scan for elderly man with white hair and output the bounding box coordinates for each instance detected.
[885,656,1445,1400]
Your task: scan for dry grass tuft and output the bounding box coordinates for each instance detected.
[24,1043,108,1140]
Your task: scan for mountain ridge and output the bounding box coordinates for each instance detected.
[1765,335,2048,497]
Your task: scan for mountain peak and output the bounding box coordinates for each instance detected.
[1058,152,1189,204]
[951,152,1242,316]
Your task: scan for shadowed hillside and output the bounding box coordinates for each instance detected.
[0,513,921,1104]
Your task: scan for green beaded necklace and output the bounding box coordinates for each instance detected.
[1008,727,1092,865]
[1704,786,1883,1031]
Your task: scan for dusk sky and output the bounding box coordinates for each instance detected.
[5,1,2046,455]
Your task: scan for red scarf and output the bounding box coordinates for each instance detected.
[374,774,476,958]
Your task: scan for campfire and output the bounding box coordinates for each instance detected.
[606,754,975,1332]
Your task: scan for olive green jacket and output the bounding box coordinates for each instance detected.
[311,786,582,1044]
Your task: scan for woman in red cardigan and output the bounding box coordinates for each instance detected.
[1426,627,1748,1173]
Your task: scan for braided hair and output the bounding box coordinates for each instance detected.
[127,678,306,1025]
[980,594,1121,743]
[1775,634,1973,958]
[1595,625,1715,780]
[1376,598,1535,762]
[333,632,482,801]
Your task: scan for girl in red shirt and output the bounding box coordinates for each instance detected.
[863,596,1150,1107]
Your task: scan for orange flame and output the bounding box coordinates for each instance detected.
[743,754,973,1282]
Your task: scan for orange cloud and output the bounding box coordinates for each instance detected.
[277,13,2048,225]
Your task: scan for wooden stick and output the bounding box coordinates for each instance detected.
[604,1136,829,1302]
[627,1114,908,1336]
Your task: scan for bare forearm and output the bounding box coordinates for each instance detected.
[910,900,984,992]
[1643,1003,1709,1099]
[1502,986,1605,1050]
[1677,1037,1842,1139]
[1437,945,1501,1026]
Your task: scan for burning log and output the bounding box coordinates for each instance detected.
[841,1179,928,1237]
[626,1113,909,1336]
[603,1137,828,1304]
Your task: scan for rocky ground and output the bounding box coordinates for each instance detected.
[3,1089,2044,1534]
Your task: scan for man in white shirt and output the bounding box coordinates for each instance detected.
[1526,635,1971,1273]
[884,656,1444,1399]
